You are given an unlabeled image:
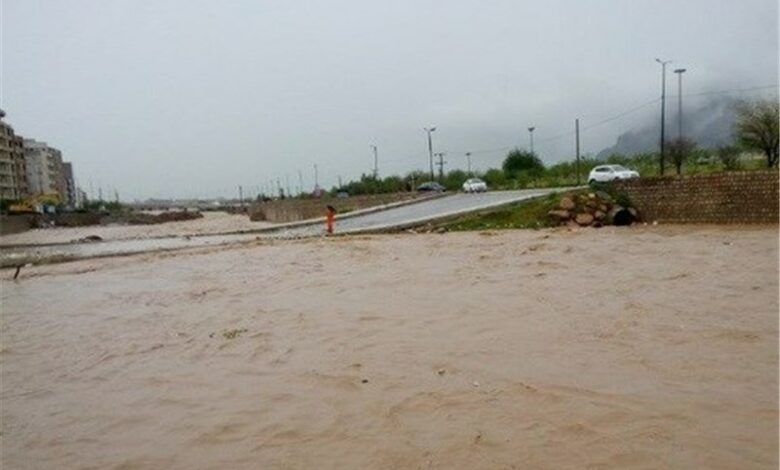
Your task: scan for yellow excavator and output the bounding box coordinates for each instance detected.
[8,193,62,214]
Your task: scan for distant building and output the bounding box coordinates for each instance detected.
[24,138,67,202]
[62,162,76,207]
[0,110,29,200]
[75,187,87,208]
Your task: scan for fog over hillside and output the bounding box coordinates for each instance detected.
[596,95,751,158]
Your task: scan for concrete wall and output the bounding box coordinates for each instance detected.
[0,214,36,235]
[613,170,779,224]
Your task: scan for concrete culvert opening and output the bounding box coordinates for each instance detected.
[612,209,633,226]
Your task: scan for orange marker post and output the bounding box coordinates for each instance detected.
[325,205,336,234]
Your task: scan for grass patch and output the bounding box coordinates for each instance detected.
[441,193,562,231]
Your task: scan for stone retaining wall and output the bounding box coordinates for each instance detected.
[612,170,779,224]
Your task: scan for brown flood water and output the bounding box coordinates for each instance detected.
[1,226,778,469]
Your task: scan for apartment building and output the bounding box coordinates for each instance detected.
[62,162,76,207]
[24,138,67,202]
[0,110,29,200]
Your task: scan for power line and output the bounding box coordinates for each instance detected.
[581,98,661,132]
[677,84,778,98]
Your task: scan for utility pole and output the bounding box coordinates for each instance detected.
[656,58,671,175]
[285,175,291,197]
[238,185,243,207]
[298,170,303,195]
[313,164,319,191]
[575,118,581,186]
[424,127,436,181]
[466,152,472,175]
[674,68,687,140]
[528,126,536,154]
[434,152,446,182]
[370,144,378,179]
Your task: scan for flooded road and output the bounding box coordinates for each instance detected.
[0,189,557,267]
[1,227,777,469]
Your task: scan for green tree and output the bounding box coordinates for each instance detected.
[667,137,697,175]
[716,145,742,171]
[442,169,468,191]
[502,148,545,178]
[482,168,508,188]
[735,99,779,167]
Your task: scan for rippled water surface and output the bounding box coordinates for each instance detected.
[1,227,777,469]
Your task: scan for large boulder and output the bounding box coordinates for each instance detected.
[595,191,614,203]
[548,209,571,221]
[575,213,594,226]
[559,196,576,210]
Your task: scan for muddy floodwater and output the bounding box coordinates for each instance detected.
[1,226,777,469]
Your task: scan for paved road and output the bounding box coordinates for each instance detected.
[0,189,562,266]
[276,189,558,237]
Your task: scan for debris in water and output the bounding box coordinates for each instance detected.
[222,328,248,340]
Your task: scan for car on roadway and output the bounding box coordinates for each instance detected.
[588,165,639,184]
[462,178,488,193]
[417,182,446,192]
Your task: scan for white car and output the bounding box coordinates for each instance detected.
[588,165,639,183]
[462,178,488,193]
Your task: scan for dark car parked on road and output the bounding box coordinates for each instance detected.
[416,182,446,192]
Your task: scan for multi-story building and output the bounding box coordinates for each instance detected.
[0,110,29,200]
[24,138,67,203]
[62,162,76,207]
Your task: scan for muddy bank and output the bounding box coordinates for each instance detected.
[0,211,273,246]
[1,227,777,469]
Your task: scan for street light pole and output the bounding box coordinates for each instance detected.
[370,144,378,179]
[575,118,581,186]
[434,152,446,182]
[424,127,436,181]
[674,68,687,140]
[465,152,472,175]
[656,58,672,175]
[528,126,536,154]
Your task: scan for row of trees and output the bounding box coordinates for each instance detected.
[665,98,779,175]
[324,98,777,196]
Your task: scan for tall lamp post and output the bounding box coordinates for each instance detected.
[370,144,378,178]
[424,127,437,181]
[674,68,687,140]
[465,152,472,175]
[528,126,536,154]
[656,58,672,175]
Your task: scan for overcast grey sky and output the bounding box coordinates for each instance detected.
[2,0,777,200]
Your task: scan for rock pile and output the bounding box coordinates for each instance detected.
[547,191,639,227]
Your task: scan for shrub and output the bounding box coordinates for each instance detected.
[502,148,545,179]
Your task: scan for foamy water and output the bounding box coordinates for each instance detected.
[1,227,777,469]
